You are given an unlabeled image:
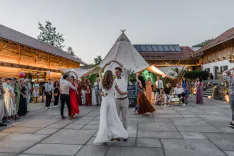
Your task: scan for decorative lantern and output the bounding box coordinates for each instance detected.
[18,72,25,78]
[46,71,51,75]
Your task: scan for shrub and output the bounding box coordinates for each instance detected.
[184,70,209,80]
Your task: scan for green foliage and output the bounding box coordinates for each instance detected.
[184,70,209,80]
[38,21,65,49]
[94,56,103,65]
[127,69,136,84]
[67,46,75,56]
[192,39,214,47]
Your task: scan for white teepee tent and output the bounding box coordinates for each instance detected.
[99,30,149,73]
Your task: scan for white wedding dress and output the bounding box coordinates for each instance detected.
[94,83,128,144]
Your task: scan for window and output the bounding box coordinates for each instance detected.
[221,65,228,72]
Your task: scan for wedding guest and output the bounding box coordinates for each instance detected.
[173,84,186,107]
[94,78,102,106]
[76,79,82,106]
[10,80,18,120]
[81,78,87,105]
[18,78,27,116]
[13,78,20,113]
[155,76,164,94]
[136,75,155,115]
[0,77,7,126]
[195,77,203,104]
[44,78,54,109]
[86,85,91,106]
[69,76,79,119]
[53,81,60,107]
[163,83,172,107]
[181,77,189,104]
[40,78,46,103]
[3,78,14,122]
[24,79,31,106]
[223,69,234,129]
[32,81,40,103]
[146,77,153,101]
[60,74,76,119]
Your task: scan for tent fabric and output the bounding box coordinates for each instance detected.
[99,32,149,73]
[157,66,185,79]
[61,67,99,78]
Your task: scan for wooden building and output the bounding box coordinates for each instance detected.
[192,27,234,79]
[133,44,200,73]
[0,24,86,80]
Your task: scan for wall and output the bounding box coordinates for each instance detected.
[203,59,233,76]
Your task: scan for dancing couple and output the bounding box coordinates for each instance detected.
[94,60,129,144]
[60,74,79,120]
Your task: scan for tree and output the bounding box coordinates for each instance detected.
[169,67,186,83]
[38,21,65,49]
[94,56,103,65]
[67,46,75,56]
[192,39,214,47]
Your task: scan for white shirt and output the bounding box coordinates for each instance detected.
[60,78,76,95]
[114,67,128,98]
[44,82,54,92]
[173,87,185,95]
[94,82,102,90]
[156,80,164,89]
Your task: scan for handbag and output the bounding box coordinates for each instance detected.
[54,93,58,96]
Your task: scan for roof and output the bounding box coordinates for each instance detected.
[133,44,195,60]
[192,27,234,56]
[99,31,149,73]
[0,24,86,65]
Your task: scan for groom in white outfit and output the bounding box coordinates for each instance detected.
[112,60,129,135]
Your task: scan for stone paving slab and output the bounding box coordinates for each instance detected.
[65,124,85,130]
[24,144,82,156]
[1,127,41,134]
[162,139,226,156]
[0,153,17,156]
[180,132,207,139]
[204,133,234,151]
[34,128,59,135]
[225,151,234,156]
[138,131,182,139]
[171,118,210,127]
[138,122,177,131]
[0,133,10,139]
[42,129,96,144]
[105,147,163,156]
[137,138,161,147]
[15,119,58,128]
[176,126,220,132]
[76,145,108,156]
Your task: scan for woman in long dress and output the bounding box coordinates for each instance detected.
[13,78,20,113]
[136,75,155,115]
[76,79,82,106]
[195,77,203,104]
[53,81,60,107]
[145,77,153,101]
[94,61,128,144]
[69,76,79,119]
[3,78,15,122]
[18,79,27,116]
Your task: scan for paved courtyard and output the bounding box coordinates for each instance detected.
[0,95,233,156]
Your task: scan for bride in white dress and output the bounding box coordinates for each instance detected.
[94,61,128,144]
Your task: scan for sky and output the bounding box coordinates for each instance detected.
[1,0,234,64]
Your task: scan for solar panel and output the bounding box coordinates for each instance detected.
[140,45,147,52]
[157,45,164,51]
[134,45,141,52]
[163,45,170,51]
[146,45,153,52]
[152,45,159,51]
[169,45,176,51]
[174,45,182,52]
